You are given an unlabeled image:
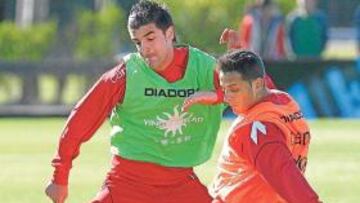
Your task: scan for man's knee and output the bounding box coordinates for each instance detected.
[91,187,113,203]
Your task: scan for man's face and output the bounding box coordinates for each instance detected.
[129,23,174,71]
[220,70,257,115]
[305,0,316,13]
[298,0,316,13]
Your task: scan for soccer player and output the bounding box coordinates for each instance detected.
[212,50,321,203]
[184,50,321,203]
[44,1,227,203]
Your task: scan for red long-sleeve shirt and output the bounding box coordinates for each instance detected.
[230,122,319,203]
[51,47,222,185]
[211,92,320,203]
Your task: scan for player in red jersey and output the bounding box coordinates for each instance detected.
[44,1,247,203]
[184,50,321,203]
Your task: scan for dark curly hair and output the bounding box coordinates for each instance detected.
[218,50,266,82]
[128,0,174,32]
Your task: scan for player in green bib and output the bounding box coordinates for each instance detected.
[110,47,222,167]
[45,1,238,203]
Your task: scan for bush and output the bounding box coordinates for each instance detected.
[163,0,246,54]
[0,21,56,61]
[74,4,126,60]
[276,0,297,15]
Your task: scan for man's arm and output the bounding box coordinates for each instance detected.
[45,62,126,202]
[232,122,320,203]
[181,69,223,112]
[255,141,320,203]
[182,27,249,111]
[182,70,276,111]
[219,28,242,50]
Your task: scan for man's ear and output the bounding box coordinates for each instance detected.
[252,77,265,92]
[165,26,175,42]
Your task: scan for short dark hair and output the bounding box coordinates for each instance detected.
[218,50,265,81]
[128,0,174,32]
[260,0,273,7]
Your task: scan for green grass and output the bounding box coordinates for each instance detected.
[0,118,359,203]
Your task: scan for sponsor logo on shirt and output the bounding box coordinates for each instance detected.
[144,105,204,146]
[110,65,125,83]
[280,111,304,123]
[295,155,307,173]
[144,88,199,98]
[291,131,310,146]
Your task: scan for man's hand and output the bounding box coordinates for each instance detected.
[219,28,242,50]
[182,91,219,112]
[45,182,68,203]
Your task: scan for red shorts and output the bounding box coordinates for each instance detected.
[91,156,212,203]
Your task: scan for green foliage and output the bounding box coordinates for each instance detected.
[276,0,297,15]
[0,22,56,61]
[74,4,126,60]
[162,0,248,54]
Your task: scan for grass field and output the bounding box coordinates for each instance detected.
[0,118,359,203]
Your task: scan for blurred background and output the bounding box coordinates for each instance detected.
[0,0,359,118]
[0,0,359,203]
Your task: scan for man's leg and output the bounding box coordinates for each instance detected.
[91,177,160,203]
[164,173,213,203]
